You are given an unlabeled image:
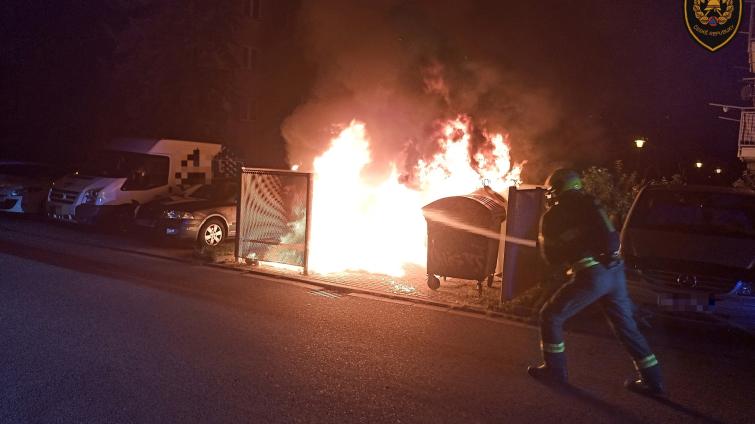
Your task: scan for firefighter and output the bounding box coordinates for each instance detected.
[528,168,665,397]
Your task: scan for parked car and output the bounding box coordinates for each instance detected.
[134,180,238,248]
[0,161,67,214]
[621,184,755,333]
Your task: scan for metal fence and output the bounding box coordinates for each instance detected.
[235,167,313,274]
[500,186,546,301]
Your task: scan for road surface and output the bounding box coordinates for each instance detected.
[0,216,753,423]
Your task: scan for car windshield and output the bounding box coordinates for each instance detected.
[628,189,755,240]
[190,182,237,201]
[78,150,158,178]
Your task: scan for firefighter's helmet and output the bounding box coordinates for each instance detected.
[545,168,583,200]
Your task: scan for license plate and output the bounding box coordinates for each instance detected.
[658,293,715,312]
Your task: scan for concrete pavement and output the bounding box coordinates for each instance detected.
[0,215,508,312]
[0,217,753,423]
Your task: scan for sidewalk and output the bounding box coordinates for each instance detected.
[256,261,502,308]
[208,243,519,315]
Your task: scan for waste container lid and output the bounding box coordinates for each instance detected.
[422,193,507,222]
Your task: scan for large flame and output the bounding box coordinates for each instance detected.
[307,116,521,276]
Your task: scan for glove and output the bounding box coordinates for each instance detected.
[598,252,622,269]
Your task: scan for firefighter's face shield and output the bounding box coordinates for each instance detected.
[543,171,582,207]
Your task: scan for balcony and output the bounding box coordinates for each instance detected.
[738,111,755,170]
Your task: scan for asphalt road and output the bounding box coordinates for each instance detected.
[0,216,754,423]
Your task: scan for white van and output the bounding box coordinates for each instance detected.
[47,138,222,226]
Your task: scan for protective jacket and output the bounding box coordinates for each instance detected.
[538,190,619,267]
[532,187,663,396]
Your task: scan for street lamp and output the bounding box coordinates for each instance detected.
[632,138,649,177]
[695,161,703,169]
[715,167,723,174]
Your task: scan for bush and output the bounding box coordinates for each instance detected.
[733,170,755,190]
[581,161,644,227]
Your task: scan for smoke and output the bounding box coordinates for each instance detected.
[281,0,600,184]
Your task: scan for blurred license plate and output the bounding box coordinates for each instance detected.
[658,293,714,312]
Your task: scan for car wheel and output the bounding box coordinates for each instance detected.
[198,218,226,248]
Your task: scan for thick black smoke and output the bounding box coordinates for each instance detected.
[281,1,609,183]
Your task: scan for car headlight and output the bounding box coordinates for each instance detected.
[83,188,104,205]
[9,188,27,196]
[737,281,753,297]
[163,210,194,220]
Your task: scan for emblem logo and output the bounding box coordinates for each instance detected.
[676,274,699,288]
[685,0,743,52]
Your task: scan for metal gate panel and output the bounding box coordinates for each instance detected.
[500,186,547,301]
[236,167,313,273]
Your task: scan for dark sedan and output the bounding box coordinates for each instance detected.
[622,184,755,333]
[134,181,238,248]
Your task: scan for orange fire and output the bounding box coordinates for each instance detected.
[307,116,522,276]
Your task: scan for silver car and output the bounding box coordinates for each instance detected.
[134,181,238,248]
[621,184,755,333]
[0,161,67,214]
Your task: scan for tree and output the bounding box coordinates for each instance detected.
[105,0,241,143]
[0,2,124,160]
[581,161,644,227]
[733,170,755,190]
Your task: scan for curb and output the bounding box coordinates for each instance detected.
[200,260,537,325]
[3,221,536,326]
[103,245,536,324]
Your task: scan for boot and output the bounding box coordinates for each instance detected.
[528,351,568,384]
[625,364,665,397]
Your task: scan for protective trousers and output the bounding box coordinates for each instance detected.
[539,262,658,373]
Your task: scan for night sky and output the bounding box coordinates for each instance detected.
[1,1,749,183]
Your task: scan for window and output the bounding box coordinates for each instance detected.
[192,182,239,202]
[628,190,755,239]
[242,46,258,70]
[119,154,170,191]
[244,0,261,19]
